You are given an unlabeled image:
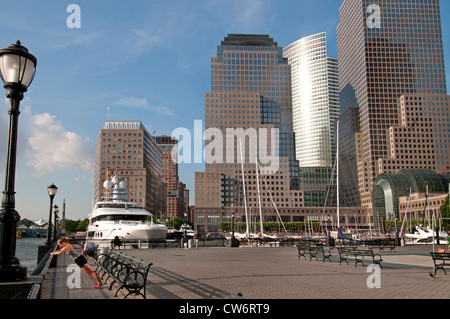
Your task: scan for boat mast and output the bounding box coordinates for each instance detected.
[255,160,264,237]
[425,184,429,226]
[239,139,250,238]
[400,188,411,236]
[337,121,340,229]
[260,166,288,234]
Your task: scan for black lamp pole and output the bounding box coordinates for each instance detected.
[53,205,59,242]
[0,41,37,282]
[46,184,57,245]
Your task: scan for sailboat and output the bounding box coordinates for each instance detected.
[404,185,447,244]
[226,140,286,241]
[326,121,360,243]
[405,225,447,244]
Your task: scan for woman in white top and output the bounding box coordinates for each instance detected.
[51,237,103,289]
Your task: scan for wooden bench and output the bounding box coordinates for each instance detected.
[309,246,332,263]
[365,239,396,253]
[337,247,357,265]
[96,251,152,299]
[297,244,332,263]
[354,249,383,268]
[430,252,450,275]
[297,244,310,260]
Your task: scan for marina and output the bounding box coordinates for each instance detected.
[0,3,449,316]
[4,240,449,301]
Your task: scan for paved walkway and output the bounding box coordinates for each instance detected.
[41,244,450,300]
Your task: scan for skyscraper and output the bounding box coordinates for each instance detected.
[94,121,167,217]
[156,135,187,219]
[337,0,447,208]
[284,32,340,206]
[194,34,303,234]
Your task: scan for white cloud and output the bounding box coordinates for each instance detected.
[26,112,94,177]
[132,29,167,51]
[202,0,272,31]
[54,32,101,50]
[114,96,174,116]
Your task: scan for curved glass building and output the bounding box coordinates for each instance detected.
[372,169,450,229]
[284,33,340,206]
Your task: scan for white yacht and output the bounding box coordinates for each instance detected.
[405,225,447,244]
[86,174,168,245]
[180,224,195,238]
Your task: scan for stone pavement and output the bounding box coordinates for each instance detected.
[41,244,450,300]
[136,245,449,300]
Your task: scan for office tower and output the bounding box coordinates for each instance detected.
[156,135,187,219]
[284,32,340,206]
[94,121,167,217]
[337,0,447,208]
[372,93,450,227]
[378,94,450,176]
[195,34,303,233]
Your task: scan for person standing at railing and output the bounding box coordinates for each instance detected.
[51,237,103,289]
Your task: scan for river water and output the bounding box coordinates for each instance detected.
[16,237,46,275]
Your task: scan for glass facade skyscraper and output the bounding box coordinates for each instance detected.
[284,33,340,206]
[337,0,447,208]
[195,34,303,233]
[284,33,339,168]
[209,34,300,189]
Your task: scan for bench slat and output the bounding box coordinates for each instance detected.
[95,251,152,299]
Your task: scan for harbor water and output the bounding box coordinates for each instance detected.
[16,237,46,275]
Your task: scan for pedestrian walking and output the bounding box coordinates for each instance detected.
[194,230,199,249]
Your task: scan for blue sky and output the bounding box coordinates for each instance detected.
[0,0,449,221]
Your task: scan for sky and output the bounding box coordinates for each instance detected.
[0,0,449,222]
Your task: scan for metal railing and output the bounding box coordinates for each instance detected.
[8,244,57,299]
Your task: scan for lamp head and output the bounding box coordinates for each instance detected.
[47,183,58,197]
[0,40,37,94]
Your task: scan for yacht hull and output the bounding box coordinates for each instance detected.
[87,222,168,243]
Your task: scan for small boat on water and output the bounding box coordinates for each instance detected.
[405,225,447,244]
[180,224,195,238]
[86,173,168,245]
[166,227,183,239]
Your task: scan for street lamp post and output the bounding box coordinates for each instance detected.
[231,211,235,240]
[46,184,58,245]
[230,205,239,247]
[53,205,59,242]
[181,212,188,248]
[0,41,37,282]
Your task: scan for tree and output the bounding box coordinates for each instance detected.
[440,195,450,230]
[166,217,191,230]
[64,219,80,233]
[64,219,89,233]
[76,219,89,231]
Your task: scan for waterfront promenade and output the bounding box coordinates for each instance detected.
[40,244,450,300]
